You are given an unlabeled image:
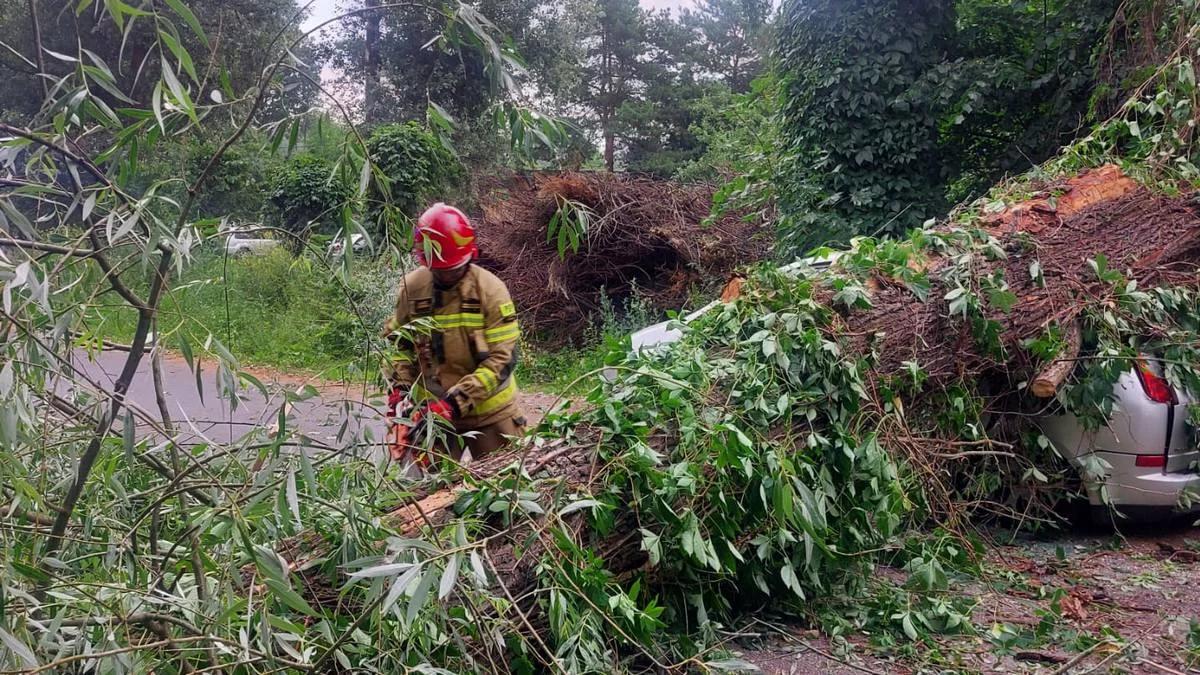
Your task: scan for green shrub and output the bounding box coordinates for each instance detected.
[229,248,316,309]
[365,121,463,221]
[268,154,355,246]
[131,135,282,223]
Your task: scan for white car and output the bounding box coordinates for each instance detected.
[625,256,1200,524]
[327,233,367,257]
[224,228,279,257]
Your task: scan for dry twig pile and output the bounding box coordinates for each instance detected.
[476,172,771,344]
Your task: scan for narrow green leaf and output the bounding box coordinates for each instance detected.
[286,469,301,527]
[264,577,317,617]
[299,446,317,492]
[0,201,34,237]
[407,565,436,622]
[104,0,126,31]
[122,407,136,465]
[382,564,421,614]
[43,48,79,63]
[469,551,488,586]
[81,192,98,221]
[151,81,166,132]
[287,118,300,156]
[111,210,140,243]
[350,562,413,579]
[559,498,601,516]
[158,28,198,83]
[177,330,194,371]
[0,628,37,668]
[438,554,460,600]
[160,58,197,123]
[164,0,209,47]
[10,561,51,584]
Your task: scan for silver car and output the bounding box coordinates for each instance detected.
[1042,359,1199,522]
[224,228,279,257]
[327,233,367,257]
[625,257,1200,524]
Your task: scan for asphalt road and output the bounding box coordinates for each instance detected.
[65,349,373,448]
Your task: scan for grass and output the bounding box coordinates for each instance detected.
[82,247,399,378]
[80,246,627,395]
[517,338,620,394]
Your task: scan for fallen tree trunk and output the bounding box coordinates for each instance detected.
[847,172,1200,383]
[279,167,1200,657]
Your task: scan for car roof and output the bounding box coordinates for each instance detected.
[629,255,838,353]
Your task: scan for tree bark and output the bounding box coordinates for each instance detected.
[363,0,383,124]
[27,0,47,99]
[603,126,615,172]
[1031,322,1082,398]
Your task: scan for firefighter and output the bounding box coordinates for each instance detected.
[383,202,525,465]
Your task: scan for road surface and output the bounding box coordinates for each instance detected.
[64,348,562,450]
[66,349,372,448]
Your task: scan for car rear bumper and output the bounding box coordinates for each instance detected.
[1089,450,1200,511]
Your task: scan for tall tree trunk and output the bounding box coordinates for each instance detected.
[603,125,615,172]
[363,0,382,124]
[27,0,47,99]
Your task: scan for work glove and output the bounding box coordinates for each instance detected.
[413,398,456,426]
[385,386,410,419]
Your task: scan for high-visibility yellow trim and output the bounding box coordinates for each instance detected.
[499,301,516,318]
[484,322,520,344]
[474,367,498,392]
[474,377,517,416]
[433,312,484,329]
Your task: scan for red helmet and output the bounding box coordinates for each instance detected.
[414,203,477,270]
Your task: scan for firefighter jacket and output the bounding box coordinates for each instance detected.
[382,264,521,428]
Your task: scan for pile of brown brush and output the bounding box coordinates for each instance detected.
[475,172,771,345]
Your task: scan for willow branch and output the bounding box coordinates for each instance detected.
[43,250,173,558]
[0,236,98,257]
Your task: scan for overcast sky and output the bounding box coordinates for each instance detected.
[299,0,694,31]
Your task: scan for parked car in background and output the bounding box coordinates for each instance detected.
[224,228,279,257]
[327,233,367,257]
[624,256,1200,524]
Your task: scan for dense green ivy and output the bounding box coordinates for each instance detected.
[774,0,1121,257]
[775,0,958,253]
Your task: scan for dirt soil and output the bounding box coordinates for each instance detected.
[735,521,1200,674]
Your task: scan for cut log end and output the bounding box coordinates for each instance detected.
[1031,322,1082,398]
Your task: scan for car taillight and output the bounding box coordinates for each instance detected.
[1135,359,1176,404]
[1135,454,1166,468]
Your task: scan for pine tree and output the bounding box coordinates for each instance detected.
[682,0,771,90]
[577,0,648,171]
